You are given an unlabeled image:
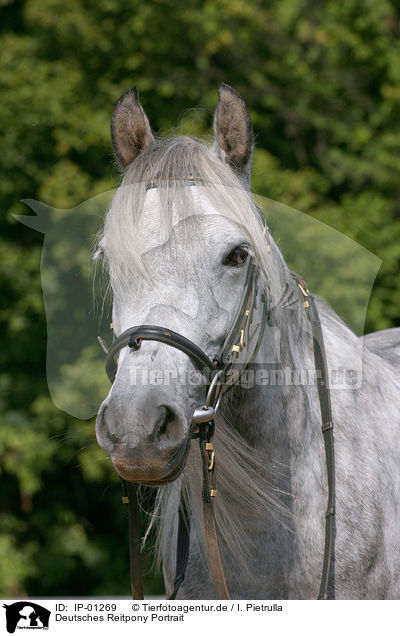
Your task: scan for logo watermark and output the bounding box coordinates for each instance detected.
[16,189,380,417]
[3,603,51,633]
[129,365,361,389]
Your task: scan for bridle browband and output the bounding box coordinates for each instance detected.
[98,182,336,601]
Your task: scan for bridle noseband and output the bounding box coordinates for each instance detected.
[105,324,216,383]
[98,186,336,601]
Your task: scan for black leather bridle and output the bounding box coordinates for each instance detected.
[98,191,336,601]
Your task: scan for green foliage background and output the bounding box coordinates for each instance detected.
[1,0,400,596]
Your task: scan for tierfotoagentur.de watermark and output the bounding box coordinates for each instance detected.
[129,365,361,389]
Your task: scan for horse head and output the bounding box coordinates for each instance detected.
[95,84,271,485]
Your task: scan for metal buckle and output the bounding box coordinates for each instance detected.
[231,328,245,353]
[191,370,223,430]
[296,281,310,309]
[191,405,215,426]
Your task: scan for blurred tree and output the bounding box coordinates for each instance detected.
[1,0,400,596]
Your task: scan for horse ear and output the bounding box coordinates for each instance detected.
[213,83,254,183]
[111,87,154,170]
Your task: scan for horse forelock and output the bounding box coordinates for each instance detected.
[96,135,287,303]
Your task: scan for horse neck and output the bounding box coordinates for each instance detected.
[215,281,327,522]
[229,280,315,444]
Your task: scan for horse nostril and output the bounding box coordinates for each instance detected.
[157,409,169,437]
[96,403,118,448]
[155,405,182,442]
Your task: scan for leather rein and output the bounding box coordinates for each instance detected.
[98,195,336,601]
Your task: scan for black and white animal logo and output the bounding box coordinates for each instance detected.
[3,602,50,633]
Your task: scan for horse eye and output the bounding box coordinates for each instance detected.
[224,247,249,267]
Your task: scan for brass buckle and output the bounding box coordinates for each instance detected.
[232,328,245,353]
[297,282,308,296]
[297,282,310,309]
[205,442,215,471]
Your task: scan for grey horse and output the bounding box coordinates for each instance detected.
[95,83,400,599]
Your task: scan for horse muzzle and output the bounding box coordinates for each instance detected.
[96,398,191,485]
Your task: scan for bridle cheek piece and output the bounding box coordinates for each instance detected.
[99,220,335,601]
